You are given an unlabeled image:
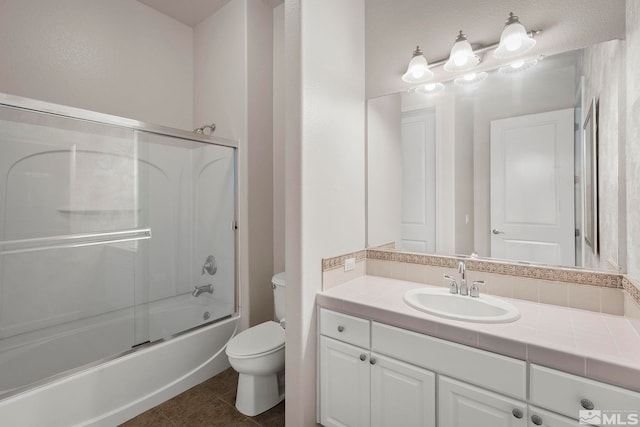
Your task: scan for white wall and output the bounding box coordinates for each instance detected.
[285,0,366,425]
[194,0,275,328]
[0,0,193,130]
[627,0,640,281]
[367,94,402,247]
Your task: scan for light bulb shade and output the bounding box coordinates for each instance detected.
[493,13,536,59]
[454,71,487,87]
[444,32,480,73]
[402,46,434,83]
[415,82,445,95]
[498,57,539,74]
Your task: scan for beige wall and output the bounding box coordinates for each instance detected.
[0,0,194,130]
[194,0,275,328]
[285,0,366,424]
[627,0,640,282]
[273,4,286,274]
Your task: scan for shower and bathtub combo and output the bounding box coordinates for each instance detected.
[0,93,281,425]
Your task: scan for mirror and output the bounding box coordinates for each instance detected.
[367,40,624,272]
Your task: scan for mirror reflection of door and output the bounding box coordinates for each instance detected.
[401,108,436,253]
[490,109,575,266]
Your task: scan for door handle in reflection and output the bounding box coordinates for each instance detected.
[492,229,504,235]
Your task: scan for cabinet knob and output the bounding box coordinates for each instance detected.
[337,325,345,333]
[531,415,543,425]
[512,408,523,419]
[581,398,595,410]
[359,354,367,362]
[369,357,377,365]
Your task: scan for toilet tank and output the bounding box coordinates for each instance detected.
[272,272,286,321]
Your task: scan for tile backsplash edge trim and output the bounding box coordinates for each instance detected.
[364,249,622,288]
[622,275,640,306]
[322,249,366,271]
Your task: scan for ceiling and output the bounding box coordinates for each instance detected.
[366,0,626,98]
[138,0,283,27]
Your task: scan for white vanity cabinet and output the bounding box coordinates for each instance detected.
[438,376,527,427]
[319,309,436,427]
[318,307,640,427]
[319,335,371,427]
[530,364,640,427]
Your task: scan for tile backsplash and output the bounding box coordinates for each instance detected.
[322,248,640,321]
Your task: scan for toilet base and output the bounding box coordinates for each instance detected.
[235,371,285,416]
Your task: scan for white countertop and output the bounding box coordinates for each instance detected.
[316,275,640,392]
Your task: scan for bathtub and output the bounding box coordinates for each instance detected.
[0,295,239,426]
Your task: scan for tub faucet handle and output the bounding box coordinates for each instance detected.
[201,255,217,276]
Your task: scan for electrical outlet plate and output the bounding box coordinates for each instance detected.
[344,257,356,271]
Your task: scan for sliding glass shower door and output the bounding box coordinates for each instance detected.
[0,98,236,396]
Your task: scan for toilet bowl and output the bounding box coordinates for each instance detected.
[225,272,287,416]
[226,321,285,416]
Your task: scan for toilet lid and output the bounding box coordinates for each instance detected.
[226,321,285,357]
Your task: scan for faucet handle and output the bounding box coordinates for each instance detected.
[444,274,458,294]
[470,280,485,298]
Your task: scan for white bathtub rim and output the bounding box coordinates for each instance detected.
[80,315,239,426]
[0,313,238,402]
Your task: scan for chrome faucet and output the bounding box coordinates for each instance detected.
[192,284,214,297]
[470,280,485,298]
[458,260,468,296]
[444,275,458,294]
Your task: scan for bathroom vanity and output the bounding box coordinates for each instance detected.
[316,276,640,427]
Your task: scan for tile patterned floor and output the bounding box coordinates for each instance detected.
[120,368,285,427]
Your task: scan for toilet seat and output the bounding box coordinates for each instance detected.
[226,321,285,359]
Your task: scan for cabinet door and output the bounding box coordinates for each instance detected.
[320,336,371,427]
[528,406,580,427]
[439,376,527,427]
[370,353,435,427]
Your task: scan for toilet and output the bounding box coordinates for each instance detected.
[225,272,286,416]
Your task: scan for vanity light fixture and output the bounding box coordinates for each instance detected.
[493,12,537,59]
[453,71,488,87]
[498,57,540,74]
[414,82,445,95]
[443,31,480,73]
[402,45,434,83]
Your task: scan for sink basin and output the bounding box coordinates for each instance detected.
[403,288,520,323]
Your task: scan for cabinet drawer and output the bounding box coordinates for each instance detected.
[439,376,527,427]
[372,322,526,399]
[528,406,580,427]
[530,364,640,422]
[320,308,370,348]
